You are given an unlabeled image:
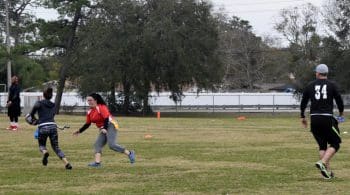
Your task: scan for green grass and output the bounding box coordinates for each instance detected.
[1,113,350,194]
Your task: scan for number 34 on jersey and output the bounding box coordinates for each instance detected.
[315,85,327,100]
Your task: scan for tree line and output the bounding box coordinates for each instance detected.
[1,0,350,114]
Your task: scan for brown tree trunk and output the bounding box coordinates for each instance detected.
[54,7,82,114]
[122,77,131,115]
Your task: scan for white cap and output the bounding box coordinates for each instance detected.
[315,64,328,74]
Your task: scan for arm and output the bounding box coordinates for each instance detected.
[29,101,40,120]
[78,123,91,133]
[6,87,13,106]
[300,87,309,128]
[7,85,19,102]
[73,123,91,136]
[333,85,344,116]
[74,113,91,135]
[100,105,111,130]
[300,88,309,119]
[103,118,109,130]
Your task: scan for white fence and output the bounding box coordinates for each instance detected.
[149,92,301,112]
[0,92,301,113]
[149,92,299,106]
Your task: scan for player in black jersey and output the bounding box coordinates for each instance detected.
[300,64,344,179]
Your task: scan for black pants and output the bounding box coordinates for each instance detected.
[9,116,18,122]
[38,124,65,159]
[311,115,341,151]
[7,103,21,118]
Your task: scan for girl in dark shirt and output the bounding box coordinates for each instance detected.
[28,87,72,170]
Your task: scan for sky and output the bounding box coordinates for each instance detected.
[210,0,324,40]
[33,0,325,44]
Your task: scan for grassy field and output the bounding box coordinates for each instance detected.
[1,113,350,194]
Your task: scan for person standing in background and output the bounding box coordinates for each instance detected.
[6,75,21,131]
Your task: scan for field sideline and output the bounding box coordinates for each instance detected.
[1,113,350,194]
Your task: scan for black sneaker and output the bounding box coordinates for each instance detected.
[42,153,49,166]
[65,163,72,170]
[315,160,332,179]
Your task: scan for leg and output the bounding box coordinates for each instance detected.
[93,133,107,163]
[323,118,342,172]
[13,116,18,129]
[38,128,49,166]
[106,126,125,153]
[318,150,328,168]
[48,127,72,169]
[48,128,65,159]
[311,116,333,178]
[7,115,15,130]
[38,129,49,154]
[321,147,336,168]
[106,125,135,163]
[88,133,107,167]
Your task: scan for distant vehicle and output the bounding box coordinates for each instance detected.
[284,88,296,93]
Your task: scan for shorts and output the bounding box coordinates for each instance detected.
[310,115,341,150]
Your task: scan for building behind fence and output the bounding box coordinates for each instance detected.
[1,92,348,114]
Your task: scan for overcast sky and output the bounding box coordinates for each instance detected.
[33,0,325,44]
[210,0,324,38]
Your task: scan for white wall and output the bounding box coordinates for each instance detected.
[0,92,300,108]
[148,92,300,106]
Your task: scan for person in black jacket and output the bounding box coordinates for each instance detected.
[6,76,21,131]
[28,87,72,170]
[300,64,344,179]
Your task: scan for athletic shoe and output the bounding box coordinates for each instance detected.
[65,163,72,170]
[128,150,135,164]
[88,162,101,167]
[42,153,49,166]
[315,160,332,179]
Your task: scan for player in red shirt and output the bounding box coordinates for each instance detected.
[74,93,135,167]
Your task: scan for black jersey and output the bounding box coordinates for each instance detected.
[300,79,344,118]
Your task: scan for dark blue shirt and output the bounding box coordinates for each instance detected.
[30,99,56,125]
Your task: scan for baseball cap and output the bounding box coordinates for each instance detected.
[315,64,328,73]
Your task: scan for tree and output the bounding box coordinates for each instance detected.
[274,3,321,91]
[323,0,350,48]
[75,0,223,114]
[39,0,90,113]
[0,0,48,89]
[74,0,145,114]
[217,15,267,90]
[321,0,350,92]
[143,0,223,101]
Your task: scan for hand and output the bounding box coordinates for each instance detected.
[301,118,307,128]
[6,101,12,107]
[336,116,345,123]
[100,128,107,134]
[73,131,80,136]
